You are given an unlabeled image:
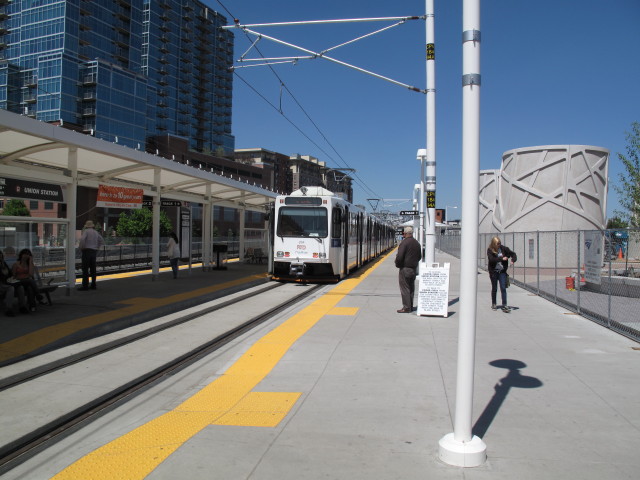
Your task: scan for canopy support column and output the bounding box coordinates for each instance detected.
[202,186,213,271]
[238,194,246,262]
[151,168,161,280]
[65,147,78,295]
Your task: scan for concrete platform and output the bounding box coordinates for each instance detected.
[0,260,270,367]
[2,250,639,479]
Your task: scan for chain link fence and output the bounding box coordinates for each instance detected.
[437,229,640,342]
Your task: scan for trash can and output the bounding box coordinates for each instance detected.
[212,244,228,270]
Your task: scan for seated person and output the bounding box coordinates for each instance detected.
[0,250,17,317]
[11,248,39,313]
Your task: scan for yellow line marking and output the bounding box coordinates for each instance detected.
[212,392,303,427]
[52,251,393,480]
[0,274,267,363]
[328,307,359,316]
[72,260,241,284]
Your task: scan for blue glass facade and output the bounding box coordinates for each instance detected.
[0,0,234,154]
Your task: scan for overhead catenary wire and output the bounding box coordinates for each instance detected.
[215,0,391,202]
[234,41,384,200]
[233,72,347,167]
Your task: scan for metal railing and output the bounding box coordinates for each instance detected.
[1,235,269,281]
[437,229,640,342]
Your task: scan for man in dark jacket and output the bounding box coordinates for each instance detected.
[395,226,422,313]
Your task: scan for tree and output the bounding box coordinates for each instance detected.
[116,208,173,238]
[614,122,640,228]
[606,217,628,229]
[1,199,31,217]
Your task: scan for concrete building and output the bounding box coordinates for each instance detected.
[479,169,500,234]
[480,145,609,234]
[287,154,354,202]
[479,145,610,268]
[234,148,290,194]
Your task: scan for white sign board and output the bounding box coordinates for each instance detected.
[583,231,602,285]
[417,262,450,317]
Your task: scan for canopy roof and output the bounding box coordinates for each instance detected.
[0,110,276,210]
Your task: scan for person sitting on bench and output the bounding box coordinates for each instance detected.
[0,250,17,317]
[11,248,39,313]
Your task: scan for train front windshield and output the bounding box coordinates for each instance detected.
[277,207,328,237]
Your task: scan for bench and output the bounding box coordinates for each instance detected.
[252,248,267,264]
[34,267,58,306]
[36,278,58,306]
[245,248,267,264]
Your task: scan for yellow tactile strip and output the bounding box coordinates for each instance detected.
[0,273,266,363]
[52,251,392,480]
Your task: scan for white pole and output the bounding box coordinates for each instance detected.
[152,168,161,280]
[438,0,487,467]
[417,149,427,250]
[425,0,436,265]
[66,147,78,295]
[446,205,458,225]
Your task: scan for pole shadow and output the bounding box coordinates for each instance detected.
[472,359,543,439]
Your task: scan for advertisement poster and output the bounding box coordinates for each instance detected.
[96,185,143,209]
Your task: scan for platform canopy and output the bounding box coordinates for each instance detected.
[0,109,276,210]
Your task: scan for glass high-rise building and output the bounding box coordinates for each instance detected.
[0,0,234,154]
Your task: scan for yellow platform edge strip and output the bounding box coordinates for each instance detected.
[328,306,359,316]
[52,251,393,480]
[0,273,266,362]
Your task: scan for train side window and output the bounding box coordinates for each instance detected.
[332,208,342,239]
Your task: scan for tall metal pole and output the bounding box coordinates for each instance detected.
[417,149,427,250]
[438,0,487,467]
[424,0,436,264]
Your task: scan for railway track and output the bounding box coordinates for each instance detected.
[0,281,324,474]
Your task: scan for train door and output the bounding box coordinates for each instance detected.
[357,213,363,268]
[367,218,372,260]
[342,206,349,276]
[267,204,275,275]
[331,206,344,278]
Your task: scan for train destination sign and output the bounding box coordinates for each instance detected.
[399,210,419,216]
[0,176,65,202]
[284,197,323,206]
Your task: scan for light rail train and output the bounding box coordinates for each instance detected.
[270,187,395,281]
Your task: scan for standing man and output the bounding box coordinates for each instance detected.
[78,220,104,291]
[395,226,422,313]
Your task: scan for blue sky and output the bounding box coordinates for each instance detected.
[211,0,640,219]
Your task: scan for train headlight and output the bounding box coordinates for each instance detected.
[284,252,290,257]
[318,253,327,258]
[276,251,284,257]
